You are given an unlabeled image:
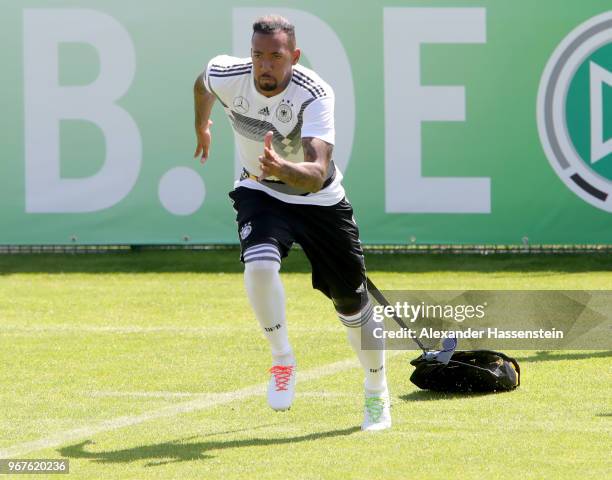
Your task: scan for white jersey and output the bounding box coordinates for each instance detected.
[203,55,345,206]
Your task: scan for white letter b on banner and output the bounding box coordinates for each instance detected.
[23,9,141,213]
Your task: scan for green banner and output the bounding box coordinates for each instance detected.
[1,1,611,245]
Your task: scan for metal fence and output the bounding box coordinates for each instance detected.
[1,244,610,255]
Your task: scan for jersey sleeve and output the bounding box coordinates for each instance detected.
[202,55,222,96]
[300,96,335,145]
[202,55,250,106]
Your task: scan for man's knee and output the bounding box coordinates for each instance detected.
[243,243,281,273]
[332,287,369,316]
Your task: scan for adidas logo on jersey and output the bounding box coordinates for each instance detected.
[258,106,270,116]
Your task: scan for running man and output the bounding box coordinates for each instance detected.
[193,15,390,431]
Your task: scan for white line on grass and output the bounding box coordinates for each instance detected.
[89,390,356,400]
[1,324,339,334]
[88,391,219,399]
[0,352,404,458]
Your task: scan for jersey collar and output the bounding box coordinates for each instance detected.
[250,68,293,104]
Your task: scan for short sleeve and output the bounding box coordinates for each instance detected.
[202,55,250,104]
[203,55,223,96]
[300,96,335,145]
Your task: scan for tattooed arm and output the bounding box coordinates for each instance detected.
[258,132,334,192]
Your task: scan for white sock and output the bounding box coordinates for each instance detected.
[339,301,387,392]
[243,244,294,364]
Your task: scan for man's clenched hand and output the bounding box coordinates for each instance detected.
[257,131,286,180]
[194,119,213,164]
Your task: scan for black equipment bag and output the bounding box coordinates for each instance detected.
[410,350,520,393]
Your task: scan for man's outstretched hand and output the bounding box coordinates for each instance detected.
[258,131,285,181]
[194,119,213,165]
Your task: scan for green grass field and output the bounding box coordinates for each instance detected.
[0,250,610,479]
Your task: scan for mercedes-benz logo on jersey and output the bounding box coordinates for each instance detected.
[276,103,293,123]
[233,96,249,114]
[537,12,612,212]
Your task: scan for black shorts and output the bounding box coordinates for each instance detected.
[228,187,367,312]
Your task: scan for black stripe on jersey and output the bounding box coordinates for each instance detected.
[210,65,252,74]
[293,70,325,92]
[210,62,253,71]
[286,98,315,139]
[209,66,251,74]
[292,70,326,97]
[291,77,321,98]
[209,69,252,78]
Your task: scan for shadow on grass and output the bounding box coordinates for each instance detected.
[398,390,496,402]
[57,426,360,466]
[514,350,612,363]
[2,248,611,274]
